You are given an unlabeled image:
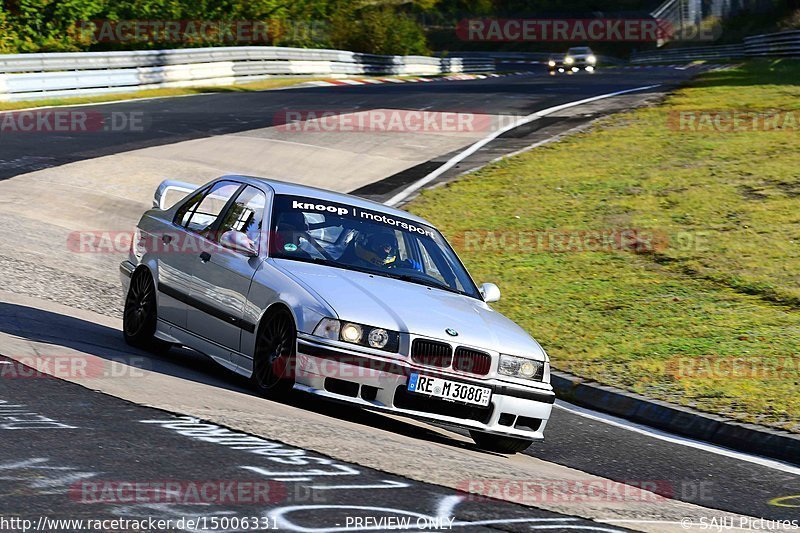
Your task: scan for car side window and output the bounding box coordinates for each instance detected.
[216,186,267,253]
[174,181,241,235]
[174,188,207,228]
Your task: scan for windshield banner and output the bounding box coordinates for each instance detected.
[285,197,436,239]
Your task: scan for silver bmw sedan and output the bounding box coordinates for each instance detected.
[120,175,554,453]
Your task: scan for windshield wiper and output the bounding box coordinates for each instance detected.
[277,255,335,267]
[382,272,453,292]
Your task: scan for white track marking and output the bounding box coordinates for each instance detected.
[310,480,410,490]
[269,503,589,533]
[436,494,463,519]
[383,84,660,207]
[556,400,800,476]
[526,527,626,532]
[435,494,617,531]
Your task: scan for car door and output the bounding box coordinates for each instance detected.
[187,185,270,353]
[156,180,242,329]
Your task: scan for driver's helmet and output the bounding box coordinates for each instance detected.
[355,230,398,267]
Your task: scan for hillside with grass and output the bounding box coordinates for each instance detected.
[407,60,800,431]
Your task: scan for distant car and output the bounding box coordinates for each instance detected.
[563,46,597,71]
[547,54,564,73]
[121,176,555,454]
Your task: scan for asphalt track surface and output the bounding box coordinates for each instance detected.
[3,66,689,184]
[2,65,799,531]
[0,355,632,533]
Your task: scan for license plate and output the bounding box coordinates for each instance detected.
[407,373,492,407]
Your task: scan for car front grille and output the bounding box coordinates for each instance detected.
[411,339,452,368]
[453,347,492,376]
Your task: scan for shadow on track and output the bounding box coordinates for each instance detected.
[0,301,507,457]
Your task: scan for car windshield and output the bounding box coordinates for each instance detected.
[568,47,591,54]
[269,194,481,299]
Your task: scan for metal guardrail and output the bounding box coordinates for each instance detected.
[631,29,800,63]
[745,30,800,56]
[631,44,746,62]
[0,46,494,101]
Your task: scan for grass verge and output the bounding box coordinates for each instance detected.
[407,59,800,432]
[0,76,330,111]
[0,73,479,111]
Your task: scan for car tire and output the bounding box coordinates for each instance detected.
[123,270,171,353]
[251,307,296,399]
[469,430,533,454]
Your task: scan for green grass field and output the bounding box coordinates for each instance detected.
[407,60,800,431]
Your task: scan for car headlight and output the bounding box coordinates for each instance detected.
[564,56,574,65]
[313,319,400,352]
[587,55,597,64]
[368,328,390,349]
[498,354,545,381]
[341,323,363,343]
[548,60,556,67]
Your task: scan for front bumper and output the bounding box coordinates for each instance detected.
[294,336,554,440]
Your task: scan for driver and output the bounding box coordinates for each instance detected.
[350,230,422,271]
[354,231,398,267]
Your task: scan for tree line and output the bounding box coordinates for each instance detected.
[2,0,759,55]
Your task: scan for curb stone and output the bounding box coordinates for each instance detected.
[551,370,800,466]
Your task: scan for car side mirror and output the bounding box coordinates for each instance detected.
[479,283,501,303]
[219,230,258,257]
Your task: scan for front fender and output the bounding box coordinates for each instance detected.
[240,261,336,357]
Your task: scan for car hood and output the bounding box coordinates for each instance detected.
[271,259,546,360]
